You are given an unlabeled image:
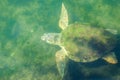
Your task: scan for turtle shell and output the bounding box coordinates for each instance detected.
[61,23,116,62]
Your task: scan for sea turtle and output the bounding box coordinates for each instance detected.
[41,3,118,78]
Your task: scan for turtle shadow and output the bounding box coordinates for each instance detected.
[63,34,120,80]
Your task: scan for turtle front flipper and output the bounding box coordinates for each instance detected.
[55,49,68,78]
[59,3,68,30]
[102,52,118,64]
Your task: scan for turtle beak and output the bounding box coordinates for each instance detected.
[41,33,54,44]
[41,33,50,41]
[41,34,46,41]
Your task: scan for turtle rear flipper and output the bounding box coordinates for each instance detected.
[55,49,68,78]
[102,52,118,64]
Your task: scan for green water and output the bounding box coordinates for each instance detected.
[0,0,120,80]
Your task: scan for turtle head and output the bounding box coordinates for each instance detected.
[41,33,61,45]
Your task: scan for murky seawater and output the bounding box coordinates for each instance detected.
[0,0,120,80]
